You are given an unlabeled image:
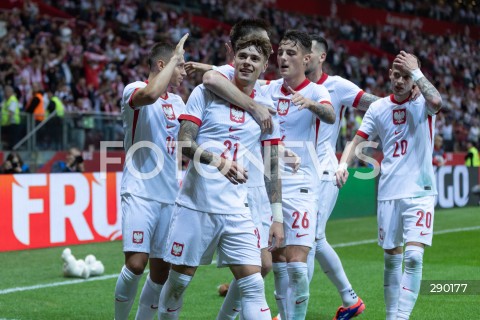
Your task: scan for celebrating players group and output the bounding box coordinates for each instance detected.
[114,18,442,320]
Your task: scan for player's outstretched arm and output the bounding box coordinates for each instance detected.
[393,51,442,114]
[336,134,366,188]
[179,120,248,185]
[287,86,335,124]
[184,61,213,76]
[263,144,284,250]
[203,70,276,133]
[131,34,189,108]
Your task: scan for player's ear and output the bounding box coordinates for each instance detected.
[263,60,268,73]
[157,59,165,71]
[320,51,327,62]
[303,53,311,66]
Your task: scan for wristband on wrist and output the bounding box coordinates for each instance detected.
[411,68,424,82]
[337,162,348,172]
[271,203,283,223]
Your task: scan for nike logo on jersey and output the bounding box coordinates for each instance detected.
[166,124,175,129]
[167,307,181,312]
[394,130,402,135]
[261,308,270,312]
[296,298,308,305]
[296,233,308,238]
[420,231,431,236]
[229,126,240,132]
[402,286,414,293]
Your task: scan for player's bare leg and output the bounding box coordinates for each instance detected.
[115,252,148,320]
[158,265,197,320]
[135,258,170,319]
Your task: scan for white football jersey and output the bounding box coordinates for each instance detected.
[260,78,332,197]
[358,94,437,200]
[121,81,185,204]
[176,84,280,214]
[212,64,281,187]
[315,74,364,172]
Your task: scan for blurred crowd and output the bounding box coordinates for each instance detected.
[0,0,478,154]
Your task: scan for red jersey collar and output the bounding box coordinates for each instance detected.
[390,94,411,105]
[316,73,329,85]
[281,78,310,95]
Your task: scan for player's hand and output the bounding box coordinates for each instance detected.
[268,221,284,251]
[287,86,314,110]
[335,167,349,188]
[284,147,301,173]
[216,157,248,185]
[393,50,419,73]
[184,61,212,76]
[174,33,189,58]
[251,104,276,134]
[410,85,421,101]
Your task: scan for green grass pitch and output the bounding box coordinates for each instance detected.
[0,207,478,319]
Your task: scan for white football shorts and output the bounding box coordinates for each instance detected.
[121,193,174,259]
[248,185,272,249]
[315,172,339,240]
[163,205,262,268]
[377,195,435,249]
[283,193,318,248]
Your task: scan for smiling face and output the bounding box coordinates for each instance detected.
[277,40,310,81]
[233,45,267,86]
[389,65,414,99]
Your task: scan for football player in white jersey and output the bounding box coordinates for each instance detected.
[261,30,334,320]
[303,34,382,319]
[114,34,188,320]
[158,35,283,320]
[336,51,442,320]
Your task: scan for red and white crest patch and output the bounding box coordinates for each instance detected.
[277,99,290,116]
[162,104,176,121]
[393,109,406,125]
[230,105,245,123]
[132,231,144,244]
[171,242,184,257]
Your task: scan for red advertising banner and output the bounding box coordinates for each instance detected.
[0,172,122,252]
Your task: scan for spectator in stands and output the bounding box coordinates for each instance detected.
[51,147,85,173]
[1,85,21,149]
[465,141,480,167]
[1,152,29,174]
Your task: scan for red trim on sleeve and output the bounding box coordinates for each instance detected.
[266,80,271,85]
[356,130,369,139]
[131,110,140,145]
[428,115,433,143]
[339,105,346,122]
[261,138,281,146]
[179,114,202,127]
[128,88,140,109]
[319,100,332,106]
[352,91,365,108]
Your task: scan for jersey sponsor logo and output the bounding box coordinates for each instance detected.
[277,99,290,116]
[132,231,144,244]
[162,104,176,120]
[229,126,241,132]
[420,231,431,236]
[171,242,184,257]
[230,105,245,123]
[393,108,406,125]
[295,233,308,238]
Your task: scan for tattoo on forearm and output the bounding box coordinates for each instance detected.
[416,77,442,111]
[264,145,281,204]
[357,93,379,111]
[309,102,335,124]
[179,121,215,165]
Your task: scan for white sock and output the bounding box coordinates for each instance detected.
[307,242,316,283]
[158,270,192,320]
[115,265,143,320]
[397,246,424,320]
[135,275,163,320]
[237,273,271,320]
[384,252,403,320]
[315,238,357,307]
[286,262,309,320]
[217,278,241,320]
[272,262,288,320]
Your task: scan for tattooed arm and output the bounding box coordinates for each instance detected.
[393,51,442,114]
[263,143,284,249]
[286,86,335,124]
[179,120,247,184]
[356,92,380,111]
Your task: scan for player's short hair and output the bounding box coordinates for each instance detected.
[392,52,422,69]
[148,42,175,71]
[234,34,272,60]
[230,19,271,48]
[310,34,328,53]
[280,30,312,54]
